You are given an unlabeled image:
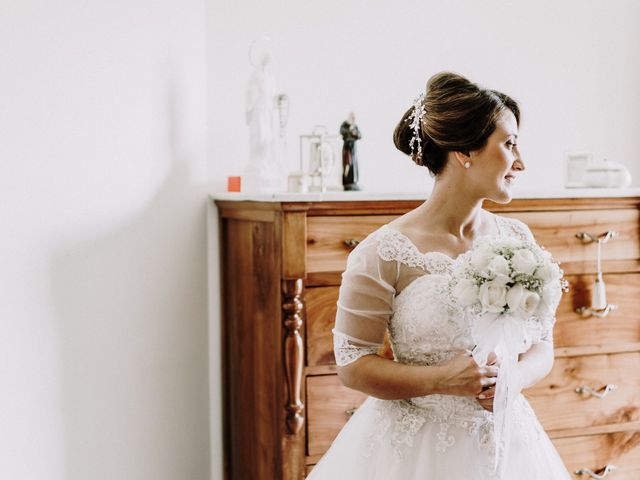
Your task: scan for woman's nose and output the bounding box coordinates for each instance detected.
[513,147,525,171]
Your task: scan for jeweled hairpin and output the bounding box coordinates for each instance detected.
[407,93,426,161]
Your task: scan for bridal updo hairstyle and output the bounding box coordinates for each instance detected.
[393,72,520,176]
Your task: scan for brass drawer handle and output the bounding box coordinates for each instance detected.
[344,238,361,249]
[575,231,618,244]
[575,304,618,318]
[575,464,617,478]
[345,407,358,417]
[575,384,618,399]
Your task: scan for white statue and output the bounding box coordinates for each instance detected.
[244,38,286,193]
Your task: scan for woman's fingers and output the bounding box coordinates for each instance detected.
[478,386,496,399]
[480,376,497,387]
[477,397,494,412]
[482,365,499,377]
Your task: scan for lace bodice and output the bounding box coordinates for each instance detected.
[333,213,553,368]
[331,214,556,467]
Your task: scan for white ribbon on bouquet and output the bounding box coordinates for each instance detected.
[471,310,530,477]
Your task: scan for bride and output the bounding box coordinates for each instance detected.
[307,72,571,479]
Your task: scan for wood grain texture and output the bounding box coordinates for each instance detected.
[305,287,339,366]
[549,421,640,440]
[281,211,307,279]
[306,209,640,275]
[306,215,397,272]
[305,271,343,287]
[555,343,640,358]
[554,273,640,347]
[556,258,640,276]
[214,196,640,479]
[222,218,282,479]
[306,375,368,457]
[283,279,305,435]
[500,209,640,264]
[525,352,640,432]
[553,431,640,479]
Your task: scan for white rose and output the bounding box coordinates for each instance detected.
[471,245,495,272]
[488,255,510,277]
[479,281,508,313]
[453,279,479,307]
[511,249,538,275]
[506,283,525,311]
[536,262,561,284]
[539,249,553,261]
[500,237,523,250]
[521,290,541,316]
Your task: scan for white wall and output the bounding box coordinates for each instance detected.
[0,1,210,479]
[208,0,640,477]
[209,0,640,195]
[1,1,637,479]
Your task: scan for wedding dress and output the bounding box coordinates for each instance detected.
[307,214,572,480]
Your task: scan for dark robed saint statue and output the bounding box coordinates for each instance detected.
[340,112,362,191]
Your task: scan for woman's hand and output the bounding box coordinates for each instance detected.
[476,353,500,412]
[437,351,499,397]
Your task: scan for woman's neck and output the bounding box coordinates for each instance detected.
[418,177,486,240]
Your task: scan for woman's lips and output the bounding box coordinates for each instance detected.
[504,174,516,184]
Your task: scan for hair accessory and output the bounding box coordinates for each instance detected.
[407,93,426,161]
[464,161,471,169]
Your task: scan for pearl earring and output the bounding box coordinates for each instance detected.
[464,161,471,169]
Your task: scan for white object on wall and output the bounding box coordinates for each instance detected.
[244,37,287,193]
[564,151,593,188]
[583,159,632,188]
[565,153,632,188]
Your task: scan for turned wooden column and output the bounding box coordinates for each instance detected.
[282,278,305,434]
[279,208,308,479]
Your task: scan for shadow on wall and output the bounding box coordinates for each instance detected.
[50,88,212,479]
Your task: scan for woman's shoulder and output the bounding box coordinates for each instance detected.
[348,221,425,270]
[491,212,534,241]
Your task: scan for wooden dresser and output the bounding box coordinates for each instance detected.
[214,195,640,479]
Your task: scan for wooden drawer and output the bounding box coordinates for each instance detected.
[305,286,394,366]
[554,431,640,479]
[306,374,368,456]
[304,272,640,366]
[307,209,640,274]
[525,352,640,432]
[502,209,640,265]
[554,273,640,347]
[307,215,397,273]
[306,287,339,366]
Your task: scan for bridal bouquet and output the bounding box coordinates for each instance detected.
[451,235,567,473]
[452,236,567,360]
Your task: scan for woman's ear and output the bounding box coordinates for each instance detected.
[452,150,471,168]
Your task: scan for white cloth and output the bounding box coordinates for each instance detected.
[311,213,570,480]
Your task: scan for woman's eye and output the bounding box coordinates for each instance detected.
[506,141,516,149]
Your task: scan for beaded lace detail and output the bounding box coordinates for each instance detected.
[337,215,553,464]
[375,224,454,275]
[333,331,380,366]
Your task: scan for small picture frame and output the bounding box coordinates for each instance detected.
[564,151,593,188]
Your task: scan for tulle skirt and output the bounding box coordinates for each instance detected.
[307,395,571,480]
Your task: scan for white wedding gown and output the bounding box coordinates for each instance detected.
[308,214,571,480]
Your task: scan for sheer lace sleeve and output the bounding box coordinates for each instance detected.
[333,233,399,366]
[504,216,557,345]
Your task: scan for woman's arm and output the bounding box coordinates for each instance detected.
[476,341,554,412]
[517,340,554,389]
[337,350,498,400]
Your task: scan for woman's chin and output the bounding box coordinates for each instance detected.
[488,187,513,204]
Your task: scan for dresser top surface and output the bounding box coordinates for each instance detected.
[211,187,640,203]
